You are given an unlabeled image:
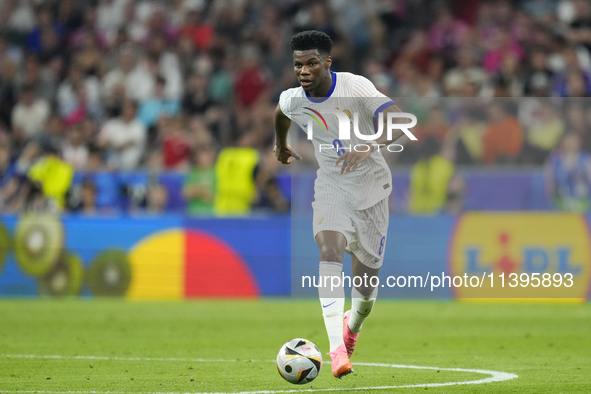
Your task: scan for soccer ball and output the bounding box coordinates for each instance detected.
[276,338,322,384]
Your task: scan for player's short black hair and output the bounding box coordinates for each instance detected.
[290,30,333,56]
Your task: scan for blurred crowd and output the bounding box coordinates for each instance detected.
[1,0,591,214]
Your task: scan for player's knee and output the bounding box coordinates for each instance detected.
[318,244,344,263]
[354,285,377,298]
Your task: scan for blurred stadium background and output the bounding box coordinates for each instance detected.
[0,0,591,300]
[2,2,591,393]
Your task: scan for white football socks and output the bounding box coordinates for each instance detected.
[318,261,345,353]
[348,286,378,334]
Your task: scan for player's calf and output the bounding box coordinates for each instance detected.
[344,286,378,357]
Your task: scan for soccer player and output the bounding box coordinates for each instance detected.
[274,30,407,378]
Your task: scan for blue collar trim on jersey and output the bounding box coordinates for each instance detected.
[305,71,336,103]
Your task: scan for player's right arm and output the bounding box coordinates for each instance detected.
[274,103,302,164]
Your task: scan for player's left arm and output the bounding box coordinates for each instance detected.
[335,102,405,175]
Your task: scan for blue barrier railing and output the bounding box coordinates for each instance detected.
[73,169,552,213]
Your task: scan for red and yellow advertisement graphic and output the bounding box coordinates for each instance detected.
[128,229,259,300]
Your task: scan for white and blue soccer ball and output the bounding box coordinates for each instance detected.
[276,338,323,384]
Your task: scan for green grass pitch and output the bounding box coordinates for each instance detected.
[0,299,590,393]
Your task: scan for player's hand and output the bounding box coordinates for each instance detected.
[274,144,302,164]
[335,144,373,174]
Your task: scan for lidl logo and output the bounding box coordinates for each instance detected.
[449,213,591,298]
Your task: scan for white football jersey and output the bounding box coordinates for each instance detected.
[279,71,394,210]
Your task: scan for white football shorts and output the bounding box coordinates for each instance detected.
[312,194,389,269]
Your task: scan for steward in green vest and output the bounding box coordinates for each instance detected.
[409,138,454,214]
[214,147,259,215]
[28,150,74,210]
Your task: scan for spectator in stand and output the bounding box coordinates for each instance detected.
[523,49,554,96]
[102,47,154,103]
[69,6,108,49]
[57,64,102,120]
[176,35,197,78]
[521,100,565,164]
[391,60,419,97]
[183,143,216,216]
[1,0,36,38]
[103,84,126,117]
[483,29,525,74]
[119,1,147,43]
[545,132,591,212]
[39,115,65,151]
[72,31,105,77]
[254,149,291,213]
[62,124,89,170]
[69,178,98,215]
[428,7,469,61]
[144,9,180,47]
[443,47,488,96]
[179,10,214,50]
[79,115,97,144]
[86,145,106,172]
[491,53,525,97]
[396,29,431,75]
[564,0,591,54]
[79,179,98,215]
[0,57,18,129]
[160,116,190,170]
[11,85,50,142]
[21,54,59,102]
[234,46,270,108]
[482,102,523,164]
[416,75,441,97]
[182,73,214,115]
[98,100,146,171]
[38,27,65,66]
[0,138,16,211]
[58,0,84,39]
[63,81,103,126]
[552,46,591,97]
[187,115,215,149]
[208,52,234,106]
[138,75,180,129]
[413,107,450,144]
[146,33,183,100]
[169,0,203,29]
[362,58,396,97]
[522,0,557,24]
[451,108,486,165]
[565,102,591,153]
[145,183,169,213]
[567,71,591,97]
[97,0,127,43]
[26,6,64,54]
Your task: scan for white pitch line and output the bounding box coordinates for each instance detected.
[0,354,518,394]
[3,354,242,363]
